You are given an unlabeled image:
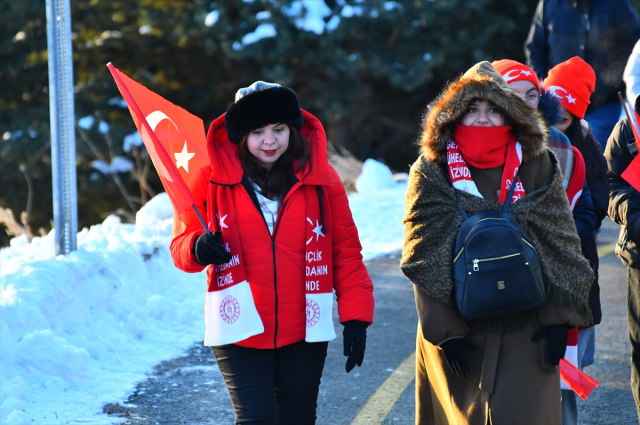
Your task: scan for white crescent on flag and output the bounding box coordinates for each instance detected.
[145,111,195,173]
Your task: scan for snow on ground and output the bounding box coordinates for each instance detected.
[0,159,406,424]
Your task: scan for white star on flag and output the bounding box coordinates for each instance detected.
[520,70,532,76]
[566,94,577,104]
[175,141,195,172]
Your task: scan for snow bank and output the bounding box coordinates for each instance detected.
[351,159,408,260]
[0,160,408,423]
[1,198,206,424]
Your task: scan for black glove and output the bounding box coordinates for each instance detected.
[343,320,368,373]
[440,338,478,378]
[193,231,232,266]
[531,324,573,365]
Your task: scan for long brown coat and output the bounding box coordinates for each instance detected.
[401,62,593,425]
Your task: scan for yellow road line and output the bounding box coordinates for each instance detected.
[597,241,617,258]
[351,352,416,425]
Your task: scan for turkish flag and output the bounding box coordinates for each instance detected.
[107,63,208,216]
[621,102,640,191]
[559,358,599,400]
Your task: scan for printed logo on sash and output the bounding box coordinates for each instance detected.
[306,298,321,327]
[220,295,240,324]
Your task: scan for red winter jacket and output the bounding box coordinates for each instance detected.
[170,109,374,349]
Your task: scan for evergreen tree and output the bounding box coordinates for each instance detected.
[2,0,598,245]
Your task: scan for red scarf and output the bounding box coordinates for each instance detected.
[448,126,525,204]
[566,147,586,210]
[201,184,336,346]
[453,125,514,168]
[448,128,586,210]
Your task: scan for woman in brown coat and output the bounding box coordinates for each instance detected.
[401,62,594,425]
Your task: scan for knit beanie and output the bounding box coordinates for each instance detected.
[224,81,304,144]
[541,57,596,120]
[492,59,541,93]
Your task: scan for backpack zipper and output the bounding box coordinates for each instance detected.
[522,238,536,252]
[454,247,464,263]
[472,252,521,271]
[476,218,508,223]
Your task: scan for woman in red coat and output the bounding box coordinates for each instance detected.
[170,81,374,424]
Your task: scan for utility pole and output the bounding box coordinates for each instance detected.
[46,0,78,255]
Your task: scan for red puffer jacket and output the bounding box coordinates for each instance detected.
[170,109,374,349]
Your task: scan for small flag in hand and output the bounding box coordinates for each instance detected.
[619,95,640,191]
[559,358,599,400]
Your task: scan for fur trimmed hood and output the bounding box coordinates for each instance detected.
[420,61,549,163]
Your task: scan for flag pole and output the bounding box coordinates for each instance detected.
[619,92,633,122]
[107,62,211,236]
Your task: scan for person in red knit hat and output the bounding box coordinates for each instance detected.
[542,57,596,133]
[543,56,610,425]
[491,60,541,104]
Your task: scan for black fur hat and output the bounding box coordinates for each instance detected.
[224,81,304,144]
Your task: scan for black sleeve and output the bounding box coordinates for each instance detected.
[524,0,550,79]
[588,144,610,230]
[605,118,640,243]
[573,182,596,248]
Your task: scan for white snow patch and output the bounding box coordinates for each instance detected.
[204,10,219,27]
[384,1,402,11]
[241,23,277,46]
[1,195,207,424]
[92,156,134,174]
[282,1,332,35]
[78,116,95,129]
[123,131,143,153]
[341,5,364,18]
[351,159,407,260]
[108,97,128,108]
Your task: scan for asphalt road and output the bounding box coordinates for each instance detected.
[106,218,637,425]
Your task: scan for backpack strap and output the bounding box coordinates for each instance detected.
[502,169,521,212]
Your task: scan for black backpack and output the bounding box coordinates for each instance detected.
[451,172,545,320]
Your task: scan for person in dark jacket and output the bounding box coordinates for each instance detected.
[493,59,599,425]
[524,0,640,151]
[543,56,609,323]
[605,93,640,422]
[544,57,609,424]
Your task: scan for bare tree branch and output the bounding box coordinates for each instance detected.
[76,122,138,214]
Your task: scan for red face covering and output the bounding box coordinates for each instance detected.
[453,125,514,169]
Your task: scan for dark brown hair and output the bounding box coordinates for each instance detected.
[239,126,311,201]
[565,117,600,185]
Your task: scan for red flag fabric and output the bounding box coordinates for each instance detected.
[107,63,208,215]
[621,102,640,191]
[559,358,599,400]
